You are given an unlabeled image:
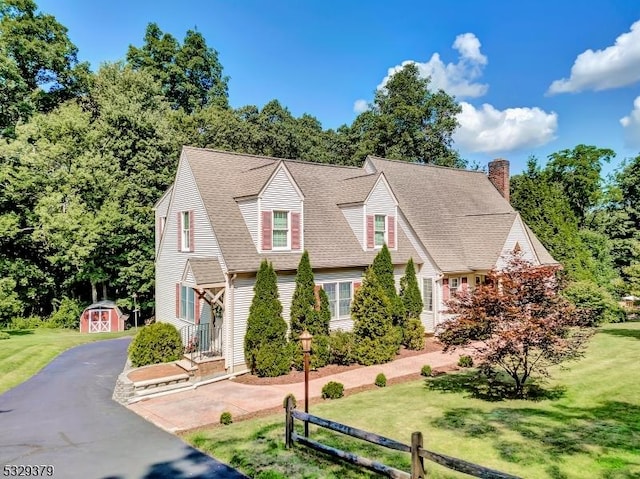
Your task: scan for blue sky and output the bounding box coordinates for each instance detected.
[38,0,640,175]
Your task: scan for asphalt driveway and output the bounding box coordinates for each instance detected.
[0,337,246,479]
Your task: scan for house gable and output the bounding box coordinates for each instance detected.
[496,214,539,268]
[363,174,398,250]
[258,162,304,253]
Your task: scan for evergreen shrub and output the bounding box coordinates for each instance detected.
[0,331,10,340]
[254,340,291,378]
[403,318,425,350]
[458,355,474,368]
[328,330,355,365]
[128,322,183,367]
[375,373,387,387]
[47,297,83,329]
[420,365,432,377]
[321,381,344,399]
[220,411,233,425]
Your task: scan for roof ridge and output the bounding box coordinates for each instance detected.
[368,155,487,174]
[342,172,379,181]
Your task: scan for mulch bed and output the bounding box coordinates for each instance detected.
[231,336,444,386]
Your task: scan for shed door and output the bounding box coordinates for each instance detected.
[88,309,111,333]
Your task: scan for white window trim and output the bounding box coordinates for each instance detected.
[159,216,167,237]
[322,281,353,320]
[272,210,290,250]
[180,211,191,252]
[374,214,386,248]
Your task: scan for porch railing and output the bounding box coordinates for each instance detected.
[180,322,222,362]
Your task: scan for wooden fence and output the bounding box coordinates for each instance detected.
[284,396,521,479]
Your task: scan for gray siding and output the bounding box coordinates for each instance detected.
[154,188,172,256]
[497,215,537,268]
[366,178,396,217]
[340,205,365,249]
[315,269,365,332]
[238,198,259,250]
[155,153,226,337]
[261,167,303,212]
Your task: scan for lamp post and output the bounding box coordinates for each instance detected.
[299,329,313,437]
[132,292,139,329]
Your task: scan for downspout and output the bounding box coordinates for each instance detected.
[227,273,237,373]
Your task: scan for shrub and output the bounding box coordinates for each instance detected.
[0,331,10,340]
[282,393,297,409]
[563,280,625,325]
[128,322,183,367]
[421,365,432,377]
[254,340,291,378]
[352,268,399,365]
[329,330,355,365]
[400,258,423,322]
[458,355,474,368]
[403,318,425,350]
[321,381,344,399]
[47,297,83,329]
[0,277,23,327]
[375,373,387,387]
[244,260,289,375]
[8,316,43,330]
[220,411,233,425]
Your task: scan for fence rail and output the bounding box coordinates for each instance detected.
[284,396,521,479]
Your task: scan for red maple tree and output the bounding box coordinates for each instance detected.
[438,255,593,397]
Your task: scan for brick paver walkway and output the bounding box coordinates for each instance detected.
[127,346,473,433]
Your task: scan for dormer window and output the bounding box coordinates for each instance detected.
[272,211,289,249]
[374,215,386,247]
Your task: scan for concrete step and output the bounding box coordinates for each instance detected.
[176,359,198,373]
[132,380,193,399]
[132,373,190,391]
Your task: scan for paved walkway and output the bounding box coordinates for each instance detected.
[128,346,472,433]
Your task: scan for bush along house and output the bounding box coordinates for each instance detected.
[154,147,555,375]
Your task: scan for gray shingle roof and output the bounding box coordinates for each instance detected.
[184,147,422,273]
[180,147,554,274]
[188,257,225,285]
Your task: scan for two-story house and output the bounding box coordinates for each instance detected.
[154,147,555,375]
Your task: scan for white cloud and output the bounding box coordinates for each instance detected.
[353,99,369,114]
[548,20,640,94]
[379,32,488,98]
[620,95,640,147]
[455,102,558,153]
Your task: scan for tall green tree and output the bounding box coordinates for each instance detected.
[0,0,90,137]
[371,244,403,325]
[399,258,423,320]
[351,267,399,365]
[127,23,228,113]
[349,63,463,167]
[244,260,290,376]
[546,145,615,227]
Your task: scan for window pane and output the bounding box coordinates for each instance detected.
[338,282,352,317]
[187,288,195,321]
[323,283,337,319]
[272,230,287,247]
[423,278,433,312]
[273,211,288,229]
[375,215,385,230]
[375,231,384,246]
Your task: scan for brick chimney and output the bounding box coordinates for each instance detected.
[488,158,510,202]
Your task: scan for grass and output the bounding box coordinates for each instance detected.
[184,322,640,479]
[0,328,135,394]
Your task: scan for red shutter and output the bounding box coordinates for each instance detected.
[353,281,362,292]
[461,277,468,292]
[262,211,272,250]
[313,284,321,311]
[195,291,201,325]
[177,212,182,251]
[366,215,374,249]
[189,210,194,252]
[176,283,180,318]
[291,212,301,250]
[387,215,395,249]
[443,278,450,301]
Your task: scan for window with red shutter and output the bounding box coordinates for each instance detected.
[366,215,374,249]
[291,212,301,250]
[262,211,272,250]
[387,215,395,248]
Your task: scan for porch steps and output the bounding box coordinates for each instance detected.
[176,359,198,375]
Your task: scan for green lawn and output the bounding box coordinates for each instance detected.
[0,328,135,394]
[185,323,640,479]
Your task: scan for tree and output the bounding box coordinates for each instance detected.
[350,63,463,167]
[289,251,330,368]
[244,260,290,376]
[351,267,399,365]
[127,23,228,113]
[546,145,615,227]
[0,276,22,326]
[371,244,403,325]
[399,258,422,320]
[0,0,90,137]
[438,255,593,398]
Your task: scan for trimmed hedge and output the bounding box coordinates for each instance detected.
[375,373,387,387]
[328,330,355,365]
[128,322,183,367]
[220,411,233,425]
[321,381,344,399]
[458,355,474,368]
[420,364,432,377]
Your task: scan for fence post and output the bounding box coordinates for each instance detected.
[411,431,425,479]
[285,395,295,449]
